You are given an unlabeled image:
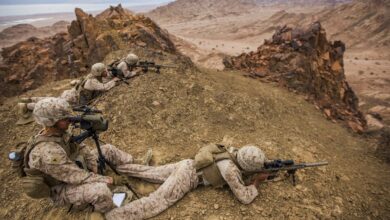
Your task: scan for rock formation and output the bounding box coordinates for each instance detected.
[224,22,366,132]
[0,4,179,98]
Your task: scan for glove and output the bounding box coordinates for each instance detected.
[110,174,129,186]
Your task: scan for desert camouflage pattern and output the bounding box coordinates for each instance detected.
[83,74,117,92]
[59,88,79,105]
[236,145,266,172]
[215,159,258,204]
[28,139,134,212]
[117,61,137,78]
[32,98,73,127]
[117,160,187,183]
[118,157,259,206]
[106,160,198,220]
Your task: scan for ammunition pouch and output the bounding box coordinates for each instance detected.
[22,170,51,199]
[194,144,232,188]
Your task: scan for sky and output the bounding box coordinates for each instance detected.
[0,0,174,17]
[0,0,173,5]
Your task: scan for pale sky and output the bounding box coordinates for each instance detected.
[0,0,174,5]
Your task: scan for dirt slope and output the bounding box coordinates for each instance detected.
[0,59,389,219]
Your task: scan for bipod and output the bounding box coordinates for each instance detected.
[91,131,140,199]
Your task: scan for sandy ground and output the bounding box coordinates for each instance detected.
[0,64,389,219]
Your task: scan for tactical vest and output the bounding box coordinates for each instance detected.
[22,134,84,199]
[194,144,239,188]
[77,75,103,105]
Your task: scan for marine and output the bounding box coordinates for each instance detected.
[17,97,198,220]
[120,143,268,204]
[16,62,120,125]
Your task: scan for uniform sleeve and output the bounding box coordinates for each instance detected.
[83,78,116,91]
[217,160,258,204]
[117,62,136,78]
[29,142,111,185]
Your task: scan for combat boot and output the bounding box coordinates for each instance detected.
[16,103,34,125]
[135,148,153,165]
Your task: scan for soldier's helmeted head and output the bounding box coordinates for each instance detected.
[91,63,107,77]
[125,53,139,65]
[33,98,73,127]
[236,145,266,172]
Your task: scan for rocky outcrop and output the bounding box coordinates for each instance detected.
[224,22,366,132]
[0,4,179,98]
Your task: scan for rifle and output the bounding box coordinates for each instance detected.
[133,61,176,74]
[107,67,130,85]
[246,160,328,186]
[69,106,139,199]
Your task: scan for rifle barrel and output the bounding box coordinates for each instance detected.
[261,161,328,172]
[304,161,329,167]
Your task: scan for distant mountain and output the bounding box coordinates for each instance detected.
[0,21,69,48]
[0,0,172,5]
[147,0,258,23]
[147,0,351,24]
[261,0,390,48]
[254,0,351,6]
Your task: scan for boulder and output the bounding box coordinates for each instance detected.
[224,22,366,132]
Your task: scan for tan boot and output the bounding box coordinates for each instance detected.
[16,103,35,125]
[137,148,153,165]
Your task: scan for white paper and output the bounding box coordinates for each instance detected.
[113,193,126,207]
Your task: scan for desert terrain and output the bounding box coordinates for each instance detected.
[0,1,389,220]
[147,0,390,126]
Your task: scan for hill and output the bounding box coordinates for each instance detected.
[0,4,182,99]
[147,0,258,24]
[0,21,69,49]
[147,0,351,24]
[261,0,390,49]
[0,59,389,219]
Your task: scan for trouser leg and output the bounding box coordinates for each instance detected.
[86,144,134,172]
[105,159,198,220]
[116,162,181,184]
[51,182,115,213]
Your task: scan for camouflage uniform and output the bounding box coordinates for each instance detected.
[27,98,198,219]
[23,63,117,112]
[78,63,118,105]
[116,61,138,78]
[28,139,132,212]
[107,160,198,220]
[116,145,265,205]
[197,145,265,204]
[26,88,79,111]
[105,53,140,81]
